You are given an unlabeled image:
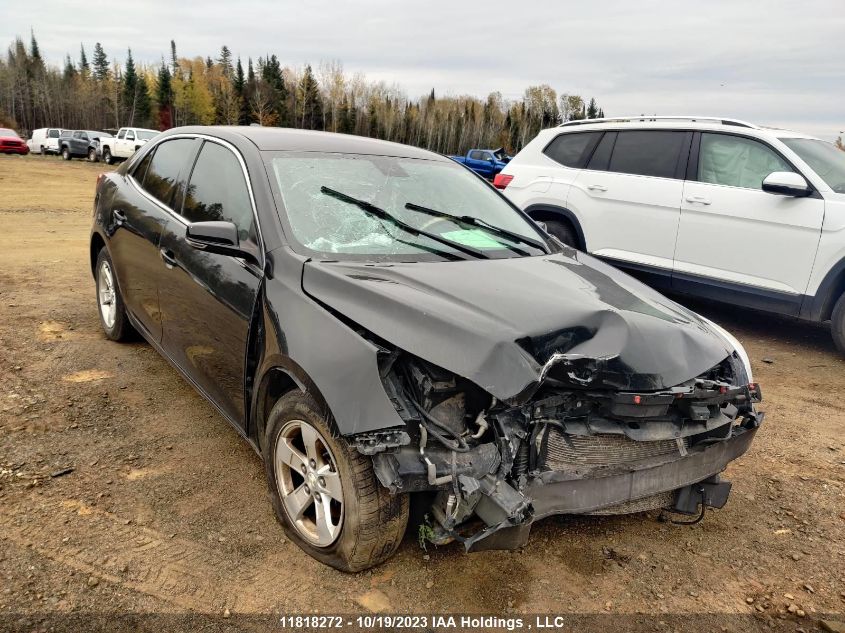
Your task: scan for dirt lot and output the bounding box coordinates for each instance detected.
[0,154,843,632]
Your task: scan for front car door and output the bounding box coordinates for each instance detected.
[568,129,691,274]
[157,138,263,428]
[107,137,198,341]
[72,131,88,156]
[674,132,824,313]
[123,130,136,156]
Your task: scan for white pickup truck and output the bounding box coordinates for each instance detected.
[99,127,159,164]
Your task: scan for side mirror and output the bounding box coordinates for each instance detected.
[762,172,812,197]
[185,221,257,263]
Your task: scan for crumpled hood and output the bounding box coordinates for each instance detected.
[302,249,735,398]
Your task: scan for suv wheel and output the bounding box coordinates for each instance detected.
[61,146,71,161]
[264,391,409,572]
[544,219,577,247]
[95,248,133,341]
[830,293,845,354]
[88,148,98,162]
[103,148,113,165]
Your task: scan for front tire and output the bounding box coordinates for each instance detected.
[88,148,98,162]
[103,148,113,165]
[264,391,409,572]
[95,248,133,341]
[830,293,845,354]
[61,146,71,161]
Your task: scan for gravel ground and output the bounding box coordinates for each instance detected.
[0,154,843,632]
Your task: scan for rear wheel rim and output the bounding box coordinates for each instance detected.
[274,419,344,547]
[97,260,117,329]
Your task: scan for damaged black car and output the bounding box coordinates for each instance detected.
[90,126,764,571]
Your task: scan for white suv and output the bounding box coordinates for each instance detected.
[497,116,845,351]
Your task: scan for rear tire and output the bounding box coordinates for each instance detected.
[830,292,845,354]
[103,148,113,165]
[544,219,577,247]
[40,145,45,155]
[264,391,409,572]
[95,248,133,342]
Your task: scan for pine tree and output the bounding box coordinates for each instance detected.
[156,62,173,129]
[296,64,323,130]
[29,30,41,61]
[63,55,77,81]
[247,58,255,83]
[122,49,138,124]
[234,57,248,124]
[135,75,152,127]
[218,45,233,78]
[586,97,598,119]
[170,40,178,75]
[79,44,90,74]
[261,54,288,126]
[92,43,109,80]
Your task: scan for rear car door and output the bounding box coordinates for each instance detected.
[157,139,263,428]
[674,132,824,309]
[568,129,690,272]
[107,137,198,341]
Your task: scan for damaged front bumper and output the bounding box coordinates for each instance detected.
[355,352,764,553]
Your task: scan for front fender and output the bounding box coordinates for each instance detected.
[256,248,406,438]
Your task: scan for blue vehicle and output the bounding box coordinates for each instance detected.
[449,147,511,179]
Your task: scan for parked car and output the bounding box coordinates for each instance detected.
[449,147,511,178]
[0,128,29,155]
[90,126,763,571]
[27,127,63,155]
[59,129,113,160]
[99,127,159,164]
[497,115,845,352]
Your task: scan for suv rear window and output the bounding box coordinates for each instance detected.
[607,131,686,179]
[543,132,601,168]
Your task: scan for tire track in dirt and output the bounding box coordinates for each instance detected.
[0,497,340,614]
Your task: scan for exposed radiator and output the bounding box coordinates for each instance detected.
[544,428,688,471]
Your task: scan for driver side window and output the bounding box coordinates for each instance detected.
[182,141,256,243]
[698,133,793,190]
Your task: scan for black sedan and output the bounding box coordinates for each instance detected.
[90,127,763,571]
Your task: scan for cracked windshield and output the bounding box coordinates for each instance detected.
[270,152,549,260]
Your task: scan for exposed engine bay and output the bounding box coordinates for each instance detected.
[353,350,763,551]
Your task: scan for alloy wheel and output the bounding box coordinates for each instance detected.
[274,419,344,547]
[97,260,117,329]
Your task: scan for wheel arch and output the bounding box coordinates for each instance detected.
[252,357,334,452]
[802,256,845,322]
[523,204,587,250]
[89,231,107,277]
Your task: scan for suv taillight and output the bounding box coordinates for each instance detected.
[493,173,513,190]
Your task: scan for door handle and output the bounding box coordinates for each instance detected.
[113,209,126,225]
[587,184,608,192]
[159,248,177,268]
[685,195,711,205]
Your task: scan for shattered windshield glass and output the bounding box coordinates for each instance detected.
[268,152,549,261]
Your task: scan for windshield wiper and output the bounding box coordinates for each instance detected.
[404,202,548,252]
[320,186,488,260]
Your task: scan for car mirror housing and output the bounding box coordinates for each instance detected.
[185,221,258,263]
[762,171,812,197]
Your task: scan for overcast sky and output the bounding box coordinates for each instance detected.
[3,0,844,140]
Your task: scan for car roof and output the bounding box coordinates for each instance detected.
[167,125,447,161]
[551,116,821,141]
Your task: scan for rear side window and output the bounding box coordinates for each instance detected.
[48,129,60,138]
[543,132,601,168]
[141,138,196,208]
[698,133,793,190]
[608,131,686,179]
[182,141,255,241]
